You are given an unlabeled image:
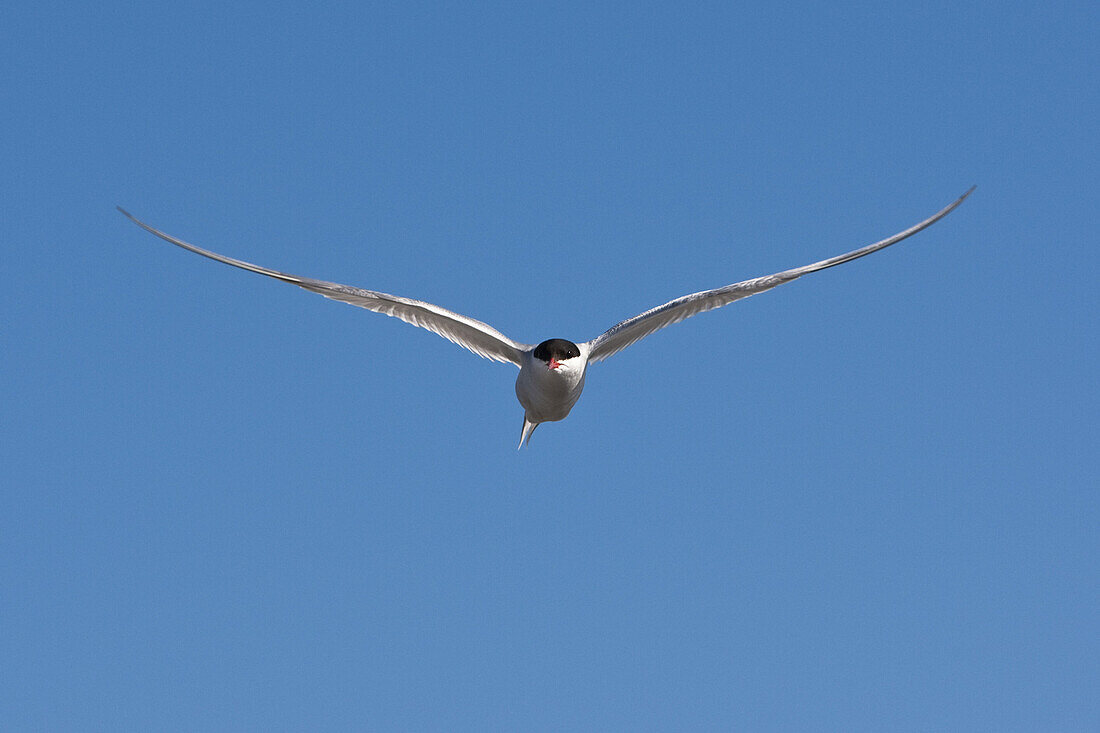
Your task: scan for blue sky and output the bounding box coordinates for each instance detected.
[2,1,1096,729]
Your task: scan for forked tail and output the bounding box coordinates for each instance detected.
[518,415,539,449]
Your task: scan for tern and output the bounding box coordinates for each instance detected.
[119,187,972,447]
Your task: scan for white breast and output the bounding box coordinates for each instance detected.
[514,351,588,423]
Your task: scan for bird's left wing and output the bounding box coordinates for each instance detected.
[118,208,532,365]
[583,187,973,363]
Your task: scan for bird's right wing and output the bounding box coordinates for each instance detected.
[583,187,974,363]
[118,208,533,366]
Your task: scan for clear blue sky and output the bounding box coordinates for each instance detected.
[2,1,1096,729]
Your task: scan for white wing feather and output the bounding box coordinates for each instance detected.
[583,187,974,363]
[118,208,532,366]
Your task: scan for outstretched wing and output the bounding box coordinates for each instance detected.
[118,208,532,365]
[583,187,974,363]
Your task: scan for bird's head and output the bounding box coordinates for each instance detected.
[533,339,582,372]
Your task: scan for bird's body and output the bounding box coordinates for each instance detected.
[118,187,973,447]
[515,340,588,447]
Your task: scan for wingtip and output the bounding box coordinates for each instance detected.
[935,185,976,219]
[950,185,976,209]
[116,206,156,234]
[116,205,140,223]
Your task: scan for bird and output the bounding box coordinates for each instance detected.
[118,187,973,448]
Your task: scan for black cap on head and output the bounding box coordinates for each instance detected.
[533,339,580,362]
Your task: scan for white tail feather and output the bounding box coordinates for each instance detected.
[518,416,539,449]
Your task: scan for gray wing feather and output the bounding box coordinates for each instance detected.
[118,208,532,365]
[584,187,974,363]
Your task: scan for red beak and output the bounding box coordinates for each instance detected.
[548,358,562,370]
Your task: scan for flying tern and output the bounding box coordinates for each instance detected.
[118,187,972,447]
